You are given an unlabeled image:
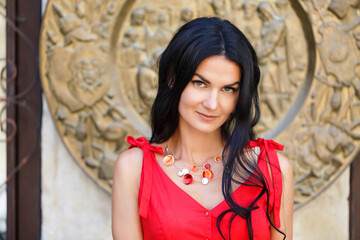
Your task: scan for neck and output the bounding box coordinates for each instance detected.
[169,123,224,166]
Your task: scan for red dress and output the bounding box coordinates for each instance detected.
[127,136,284,240]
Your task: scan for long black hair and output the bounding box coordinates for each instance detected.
[150,17,285,240]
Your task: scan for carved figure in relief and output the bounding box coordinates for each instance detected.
[275,0,305,77]
[47,44,130,170]
[241,0,260,50]
[318,23,360,87]
[290,132,323,196]
[130,8,147,46]
[65,47,107,167]
[118,29,146,113]
[144,4,159,41]
[230,0,242,13]
[257,2,289,122]
[316,0,360,135]
[328,0,360,32]
[47,48,85,112]
[209,0,239,25]
[209,0,227,18]
[290,122,349,197]
[311,125,342,176]
[131,8,146,27]
[122,28,146,52]
[179,7,194,26]
[318,0,360,95]
[67,46,108,102]
[92,1,117,39]
[152,12,173,51]
[137,48,163,117]
[291,71,359,197]
[227,0,242,29]
[52,3,97,47]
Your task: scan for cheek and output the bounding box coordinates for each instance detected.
[179,87,201,109]
[223,96,238,115]
[178,89,195,113]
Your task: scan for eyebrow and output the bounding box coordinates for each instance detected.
[194,73,241,87]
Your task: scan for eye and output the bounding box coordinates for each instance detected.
[192,80,206,88]
[223,87,236,93]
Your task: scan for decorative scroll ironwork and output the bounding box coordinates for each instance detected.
[0,2,42,197]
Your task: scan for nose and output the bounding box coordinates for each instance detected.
[203,90,219,110]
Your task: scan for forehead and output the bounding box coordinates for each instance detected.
[194,55,241,84]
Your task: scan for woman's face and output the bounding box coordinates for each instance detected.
[178,55,241,135]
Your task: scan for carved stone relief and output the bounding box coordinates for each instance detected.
[39,0,360,209]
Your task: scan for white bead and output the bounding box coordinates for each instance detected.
[177,169,184,177]
[201,178,209,185]
[182,168,189,175]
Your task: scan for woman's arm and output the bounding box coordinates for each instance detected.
[112,148,144,240]
[271,153,294,240]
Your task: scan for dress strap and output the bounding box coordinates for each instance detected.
[126,136,163,219]
[247,138,284,228]
[127,136,163,154]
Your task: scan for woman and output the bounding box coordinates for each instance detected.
[112,17,293,240]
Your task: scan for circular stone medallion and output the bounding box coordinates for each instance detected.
[39,0,360,209]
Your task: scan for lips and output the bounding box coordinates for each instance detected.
[196,111,218,121]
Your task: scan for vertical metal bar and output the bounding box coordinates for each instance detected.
[350,151,360,240]
[6,0,17,238]
[6,0,42,239]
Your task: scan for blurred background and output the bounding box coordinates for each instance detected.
[1,0,359,239]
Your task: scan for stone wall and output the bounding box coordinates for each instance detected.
[41,99,112,239]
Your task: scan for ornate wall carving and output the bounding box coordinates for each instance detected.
[39,0,360,209]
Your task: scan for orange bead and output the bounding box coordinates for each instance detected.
[214,156,221,163]
[163,155,174,166]
[191,165,198,172]
[202,169,214,179]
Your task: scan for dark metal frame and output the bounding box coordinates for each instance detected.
[6,0,42,239]
[350,152,360,240]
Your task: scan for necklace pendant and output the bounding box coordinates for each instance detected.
[202,169,214,180]
[182,168,189,174]
[177,169,184,177]
[183,173,193,185]
[191,165,198,172]
[203,163,211,169]
[163,155,175,166]
[177,168,189,177]
[201,177,209,185]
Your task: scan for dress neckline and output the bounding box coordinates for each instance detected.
[151,149,259,212]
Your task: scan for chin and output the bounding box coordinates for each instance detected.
[191,122,223,134]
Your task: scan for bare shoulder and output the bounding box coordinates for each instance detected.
[276,152,293,185]
[113,147,144,187]
[273,152,294,239]
[277,152,293,175]
[112,147,144,239]
[116,147,144,168]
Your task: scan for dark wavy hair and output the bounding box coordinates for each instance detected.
[150,17,285,240]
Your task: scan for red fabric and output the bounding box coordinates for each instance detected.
[126,136,284,240]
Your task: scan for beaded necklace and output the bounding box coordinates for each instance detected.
[162,144,222,185]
